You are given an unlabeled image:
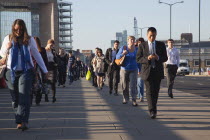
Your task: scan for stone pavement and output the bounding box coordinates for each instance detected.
[0,78,210,140]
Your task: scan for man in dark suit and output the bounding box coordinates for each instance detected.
[105,40,120,96]
[136,27,168,119]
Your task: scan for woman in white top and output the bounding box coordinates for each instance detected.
[0,19,48,131]
[45,39,58,103]
[93,49,105,90]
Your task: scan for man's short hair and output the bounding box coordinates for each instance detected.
[95,47,99,50]
[114,40,120,44]
[147,27,157,33]
[167,39,174,42]
[69,50,72,54]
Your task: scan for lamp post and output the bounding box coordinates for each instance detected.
[198,0,201,75]
[139,27,149,38]
[159,0,184,39]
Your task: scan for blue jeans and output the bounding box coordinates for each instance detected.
[137,77,144,99]
[5,69,34,124]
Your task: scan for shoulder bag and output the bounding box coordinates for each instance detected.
[115,46,126,66]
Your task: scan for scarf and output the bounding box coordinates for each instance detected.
[10,41,32,83]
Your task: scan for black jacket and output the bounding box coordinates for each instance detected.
[105,48,120,74]
[136,41,168,80]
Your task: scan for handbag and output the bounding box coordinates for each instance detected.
[115,46,127,66]
[86,70,91,81]
[0,53,9,79]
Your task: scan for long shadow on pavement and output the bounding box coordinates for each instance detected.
[0,80,89,140]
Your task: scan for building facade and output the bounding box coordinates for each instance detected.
[0,0,73,51]
[111,30,127,48]
[58,0,73,50]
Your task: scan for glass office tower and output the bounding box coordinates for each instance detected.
[0,4,32,47]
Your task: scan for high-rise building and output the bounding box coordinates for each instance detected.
[111,30,127,47]
[181,33,193,44]
[58,0,73,50]
[0,0,73,50]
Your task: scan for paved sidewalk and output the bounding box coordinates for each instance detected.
[0,78,210,140]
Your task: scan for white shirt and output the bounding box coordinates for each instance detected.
[166,47,180,66]
[148,40,156,55]
[0,35,48,73]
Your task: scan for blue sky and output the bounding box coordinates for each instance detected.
[69,0,210,52]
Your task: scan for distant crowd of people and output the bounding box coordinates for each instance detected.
[0,19,181,131]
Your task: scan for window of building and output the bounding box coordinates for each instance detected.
[205,60,210,66]
[193,59,199,66]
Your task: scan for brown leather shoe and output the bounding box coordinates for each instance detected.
[17,124,22,129]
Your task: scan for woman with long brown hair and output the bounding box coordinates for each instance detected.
[0,19,48,130]
[45,39,57,103]
[31,37,48,105]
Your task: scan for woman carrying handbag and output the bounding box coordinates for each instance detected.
[116,36,138,106]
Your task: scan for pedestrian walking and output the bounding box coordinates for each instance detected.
[0,19,48,130]
[105,40,120,96]
[57,48,68,87]
[45,39,58,103]
[136,27,168,119]
[116,36,138,106]
[75,57,82,80]
[31,37,49,105]
[91,48,99,87]
[165,39,180,98]
[67,50,76,85]
[93,48,105,90]
[136,38,145,102]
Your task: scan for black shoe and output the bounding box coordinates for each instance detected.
[132,101,138,107]
[52,97,56,103]
[45,95,49,102]
[169,93,173,98]
[20,122,28,131]
[109,90,112,95]
[150,112,157,119]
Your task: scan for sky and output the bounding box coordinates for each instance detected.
[69,0,210,52]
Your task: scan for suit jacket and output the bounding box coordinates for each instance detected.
[136,41,168,80]
[105,48,120,74]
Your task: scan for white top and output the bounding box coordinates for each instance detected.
[0,35,48,73]
[166,47,180,66]
[46,50,54,62]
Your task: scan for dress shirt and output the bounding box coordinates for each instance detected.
[166,47,180,66]
[148,41,156,55]
[0,35,48,73]
[111,49,117,62]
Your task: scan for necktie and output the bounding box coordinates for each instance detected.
[151,42,155,68]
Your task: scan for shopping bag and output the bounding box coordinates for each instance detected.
[86,70,91,81]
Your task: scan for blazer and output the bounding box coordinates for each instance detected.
[105,48,120,74]
[136,41,168,80]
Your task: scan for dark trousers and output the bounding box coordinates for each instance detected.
[58,68,67,85]
[5,69,34,124]
[108,69,120,93]
[91,72,97,86]
[144,71,161,114]
[166,65,178,95]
